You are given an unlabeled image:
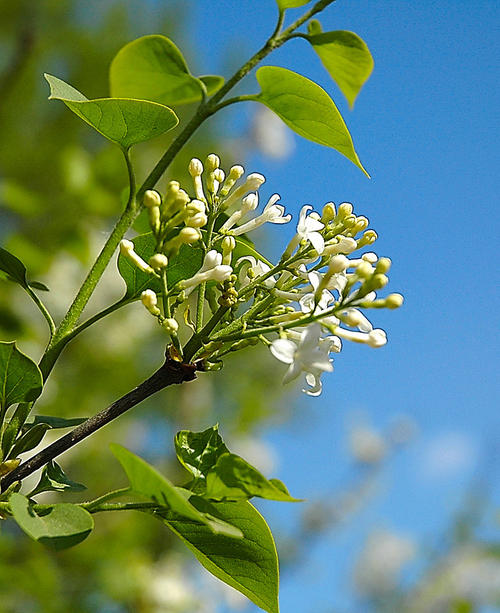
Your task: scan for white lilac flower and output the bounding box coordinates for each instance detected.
[120,239,154,274]
[236,256,275,288]
[296,205,325,254]
[179,249,232,294]
[270,324,334,396]
[230,194,291,235]
[221,172,266,209]
[334,327,387,348]
[219,193,259,232]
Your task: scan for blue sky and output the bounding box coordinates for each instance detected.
[182,1,500,611]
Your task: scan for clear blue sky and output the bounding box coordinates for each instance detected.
[175,1,499,610]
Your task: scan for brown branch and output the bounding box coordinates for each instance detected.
[0,351,200,492]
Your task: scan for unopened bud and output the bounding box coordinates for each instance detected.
[358,230,378,247]
[371,273,389,289]
[149,254,169,270]
[375,257,392,273]
[206,153,220,171]
[162,318,179,334]
[141,290,161,316]
[337,202,353,219]
[213,168,225,183]
[356,261,373,279]
[143,189,161,209]
[328,254,349,273]
[354,216,369,232]
[341,310,364,327]
[188,158,203,177]
[385,293,404,309]
[321,202,336,223]
[186,212,208,228]
[219,165,245,197]
[362,252,378,264]
[178,227,201,244]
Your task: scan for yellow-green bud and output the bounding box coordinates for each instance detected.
[321,202,336,223]
[178,227,201,244]
[162,318,179,334]
[385,293,404,309]
[375,257,392,273]
[328,254,349,273]
[188,158,203,177]
[185,212,208,228]
[206,153,220,171]
[149,254,169,270]
[357,230,378,247]
[143,189,162,209]
[337,202,353,219]
[356,261,373,279]
[371,273,389,289]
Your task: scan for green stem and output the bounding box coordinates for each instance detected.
[81,501,161,513]
[80,487,130,511]
[25,287,56,337]
[195,215,217,332]
[183,305,230,362]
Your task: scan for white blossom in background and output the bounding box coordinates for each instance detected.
[349,424,387,464]
[354,529,416,596]
[251,105,295,159]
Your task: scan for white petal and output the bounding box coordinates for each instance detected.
[270,339,296,364]
[308,232,325,255]
[283,360,301,383]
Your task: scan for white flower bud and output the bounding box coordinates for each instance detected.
[222,236,236,253]
[141,290,161,316]
[357,230,378,247]
[337,202,353,218]
[188,158,203,177]
[120,240,154,274]
[162,318,179,334]
[143,189,162,209]
[356,261,374,279]
[328,255,349,273]
[362,252,378,264]
[354,215,369,232]
[367,329,387,347]
[385,293,404,309]
[119,239,134,255]
[221,172,266,209]
[371,273,389,289]
[185,212,207,228]
[186,199,206,215]
[213,168,225,183]
[323,236,358,255]
[178,227,201,244]
[376,257,392,273]
[149,253,169,270]
[206,153,220,171]
[341,309,364,327]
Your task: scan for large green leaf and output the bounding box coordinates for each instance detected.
[205,453,300,503]
[117,232,203,299]
[175,425,229,481]
[253,66,369,177]
[306,28,374,107]
[110,35,224,106]
[276,0,311,8]
[9,493,93,550]
[110,444,242,537]
[44,74,178,149]
[161,500,280,613]
[0,342,43,413]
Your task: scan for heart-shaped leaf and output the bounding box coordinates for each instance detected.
[117,232,203,300]
[253,66,369,177]
[9,493,93,550]
[161,500,279,613]
[110,35,224,106]
[306,28,374,107]
[205,453,300,503]
[44,74,178,150]
[110,444,242,537]
[0,342,43,414]
[175,425,229,481]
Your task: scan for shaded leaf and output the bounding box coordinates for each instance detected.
[110,35,224,106]
[117,232,203,299]
[31,415,87,429]
[9,493,93,550]
[175,425,229,481]
[253,66,369,177]
[161,500,279,613]
[28,281,50,291]
[0,342,43,413]
[29,461,86,497]
[8,423,49,458]
[0,247,28,287]
[45,74,178,149]
[205,453,300,502]
[110,444,242,537]
[306,29,374,107]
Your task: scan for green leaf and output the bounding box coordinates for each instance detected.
[44,74,179,149]
[253,66,369,177]
[31,415,87,429]
[9,493,93,550]
[276,0,310,8]
[28,281,50,291]
[8,423,50,459]
[110,35,225,106]
[110,444,242,537]
[205,453,300,502]
[0,247,29,287]
[161,500,279,613]
[0,342,43,413]
[175,425,229,481]
[117,232,203,299]
[29,461,86,497]
[306,29,374,108]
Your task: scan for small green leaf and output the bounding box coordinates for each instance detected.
[8,423,49,459]
[306,29,374,108]
[31,415,87,429]
[9,493,93,550]
[29,461,86,497]
[161,500,279,613]
[205,453,300,503]
[0,342,43,413]
[44,74,179,149]
[0,247,28,287]
[110,35,225,106]
[276,0,310,8]
[117,232,203,300]
[110,444,241,537]
[28,281,50,292]
[253,66,369,177]
[175,425,229,481]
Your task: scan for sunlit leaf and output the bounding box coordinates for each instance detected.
[0,342,43,413]
[110,444,242,537]
[253,66,369,177]
[162,500,279,613]
[117,232,203,300]
[205,453,300,502]
[306,28,374,107]
[110,35,224,106]
[9,493,93,550]
[44,74,178,149]
[175,425,229,481]
[29,461,86,497]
